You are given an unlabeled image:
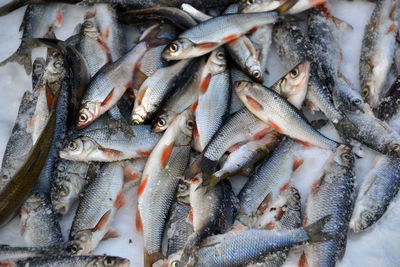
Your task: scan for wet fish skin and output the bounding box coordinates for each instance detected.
[350,156,400,232]
[235,80,338,150]
[229,66,250,114]
[248,24,272,77]
[0,244,73,262]
[360,0,398,108]
[302,145,355,267]
[333,75,366,114]
[69,162,124,255]
[32,57,46,90]
[7,255,129,267]
[193,48,230,151]
[238,0,325,14]
[137,110,193,266]
[60,125,161,162]
[374,74,400,121]
[20,191,63,247]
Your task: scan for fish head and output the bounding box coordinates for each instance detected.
[245,56,263,83]
[51,177,80,215]
[176,180,191,204]
[59,137,98,160]
[131,105,146,125]
[331,145,354,168]
[62,240,87,256]
[22,191,45,213]
[234,80,265,110]
[77,102,101,129]
[88,256,130,267]
[71,230,93,255]
[386,140,400,157]
[167,252,182,267]
[349,208,376,232]
[361,82,380,108]
[152,111,175,133]
[278,60,310,109]
[208,48,227,75]
[81,19,99,39]
[43,56,65,85]
[239,0,281,13]
[171,109,194,146]
[162,38,198,60]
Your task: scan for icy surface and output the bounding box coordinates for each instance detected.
[0,1,399,267]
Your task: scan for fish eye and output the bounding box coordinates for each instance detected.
[247,0,256,4]
[171,261,179,267]
[362,87,369,98]
[351,98,362,106]
[54,60,62,69]
[157,118,166,127]
[69,244,79,254]
[252,70,261,79]
[57,164,66,172]
[78,113,88,122]
[216,51,225,60]
[60,184,69,197]
[341,153,353,162]
[132,119,141,125]
[68,141,78,151]
[186,120,194,129]
[104,258,115,266]
[169,43,179,53]
[83,21,93,28]
[289,68,299,78]
[34,192,41,198]
[392,144,400,152]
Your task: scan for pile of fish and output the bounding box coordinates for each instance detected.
[0,0,399,266]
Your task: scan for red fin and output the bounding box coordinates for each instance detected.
[311,178,322,195]
[390,1,397,19]
[280,181,291,192]
[103,229,119,240]
[124,169,141,183]
[295,139,311,147]
[101,88,115,107]
[246,95,263,110]
[222,34,239,42]
[191,100,198,111]
[45,86,54,111]
[269,121,282,133]
[149,4,160,8]
[104,27,110,40]
[96,39,112,62]
[114,191,125,209]
[187,177,199,183]
[247,26,259,34]
[200,73,212,94]
[265,222,277,230]
[339,51,344,63]
[56,9,63,25]
[232,224,244,232]
[125,81,132,89]
[193,123,199,138]
[137,150,152,157]
[138,176,149,198]
[310,0,325,7]
[320,5,331,19]
[99,147,121,159]
[293,158,304,171]
[299,251,309,267]
[161,143,174,169]
[0,261,13,267]
[188,207,194,222]
[93,210,111,232]
[257,193,271,215]
[136,210,143,232]
[253,127,272,140]
[274,206,285,220]
[387,23,397,34]
[197,42,217,51]
[303,216,308,226]
[137,87,147,105]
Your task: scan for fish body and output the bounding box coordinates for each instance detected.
[20,192,63,246]
[69,162,124,255]
[360,0,398,107]
[32,57,46,90]
[302,145,355,267]
[374,74,400,121]
[350,156,400,232]
[239,0,325,14]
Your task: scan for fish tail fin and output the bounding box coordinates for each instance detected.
[185,155,218,184]
[144,251,164,267]
[0,45,32,75]
[333,114,359,143]
[304,215,335,243]
[274,0,298,15]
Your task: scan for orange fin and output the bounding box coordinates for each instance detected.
[280,181,291,192]
[257,193,271,215]
[136,210,143,232]
[161,142,174,169]
[299,251,309,267]
[125,81,132,89]
[56,9,63,25]
[138,176,149,198]
[200,73,212,94]
[246,95,263,110]
[0,261,13,267]
[103,229,119,240]
[295,139,311,147]
[247,26,259,34]
[188,207,194,222]
[104,27,110,40]
[311,177,323,195]
[101,88,115,107]
[114,191,125,209]
[197,42,218,51]
[274,206,285,220]
[265,222,277,230]
[222,34,239,42]
[269,121,282,133]
[387,23,397,34]
[93,210,111,232]
[137,86,147,105]
[293,158,304,171]
[191,100,198,111]
[231,224,244,232]
[137,150,152,157]
[253,127,272,140]
[45,86,54,111]
[99,147,122,159]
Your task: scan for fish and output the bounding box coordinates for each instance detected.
[131,58,192,124]
[2,255,130,267]
[76,19,111,77]
[273,20,358,139]
[229,66,250,115]
[238,0,326,14]
[50,159,99,215]
[235,80,338,150]
[359,0,397,108]
[237,138,303,226]
[333,75,366,114]
[60,124,161,162]
[151,58,202,133]
[193,48,230,151]
[0,244,73,262]
[301,145,355,267]
[374,74,400,121]
[211,131,280,184]
[0,111,56,227]
[20,191,63,246]
[69,162,124,255]
[249,186,302,267]
[32,57,46,90]
[137,110,193,267]
[248,24,272,77]
[161,1,296,60]
[0,4,63,74]
[189,216,333,267]
[350,156,400,232]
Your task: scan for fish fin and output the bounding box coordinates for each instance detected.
[137,176,149,198]
[101,88,115,107]
[331,16,353,31]
[273,0,298,15]
[185,154,203,179]
[114,191,125,210]
[269,121,282,133]
[280,180,292,192]
[200,73,212,94]
[311,175,324,195]
[253,126,273,140]
[293,158,304,171]
[99,147,122,159]
[231,224,245,232]
[160,142,175,169]
[191,100,199,111]
[136,86,147,105]
[45,86,54,111]
[257,192,272,215]
[196,42,218,51]
[144,251,164,267]
[298,251,309,267]
[295,139,311,148]
[222,34,239,42]
[123,167,142,183]
[93,210,112,232]
[0,260,14,267]
[187,207,194,222]
[246,95,264,110]
[386,23,397,34]
[136,210,143,232]
[188,156,219,186]
[84,11,96,19]
[0,46,32,75]
[304,215,335,242]
[102,229,119,240]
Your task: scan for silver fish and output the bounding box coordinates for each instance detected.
[239,0,326,14]
[32,57,46,90]
[7,255,129,267]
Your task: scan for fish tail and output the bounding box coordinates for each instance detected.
[0,44,32,75]
[304,215,335,243]
[274,0,298,15]
[185,155,218,183]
